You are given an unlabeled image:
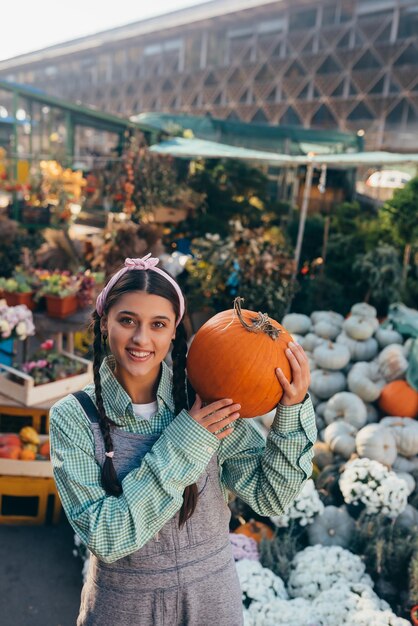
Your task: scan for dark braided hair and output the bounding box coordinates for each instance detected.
[91,267,198,526]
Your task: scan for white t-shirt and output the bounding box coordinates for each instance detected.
[132,400,158,421]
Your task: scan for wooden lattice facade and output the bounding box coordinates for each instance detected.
[1,0,418,151]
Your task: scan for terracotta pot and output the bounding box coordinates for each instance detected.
[4,291,35,310]
[46,294,78,319]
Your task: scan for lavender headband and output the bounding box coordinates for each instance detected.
[95,254,185,326]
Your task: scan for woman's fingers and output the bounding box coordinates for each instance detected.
[201,403,241,425]
[206,411,240,433]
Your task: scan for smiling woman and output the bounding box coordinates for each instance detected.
[48,254,316,626]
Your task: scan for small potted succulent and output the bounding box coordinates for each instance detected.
[35,271,80,318]
[0,269,37,310]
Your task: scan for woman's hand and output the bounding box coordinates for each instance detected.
[189,396,241,440]
[276,341,311,406]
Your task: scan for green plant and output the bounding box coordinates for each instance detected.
[18,339,86,385]
[0,268,37,293]
[35,271,80,299]
[353,244,402,311]
[181,222,295,317]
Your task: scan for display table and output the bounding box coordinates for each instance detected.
[34,307,93,353]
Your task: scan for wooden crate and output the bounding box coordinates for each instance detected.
[0,435,53,478]
[0,351,92,406]
[0,475,61,525]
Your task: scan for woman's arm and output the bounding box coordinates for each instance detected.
[50,396,220,563]
[219,340,317,516]
[218,395,317,516]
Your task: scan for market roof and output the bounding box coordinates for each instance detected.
[136,112,361,155]
[0,0,281,68]
[0,79,141,135]
[150,136,418,168]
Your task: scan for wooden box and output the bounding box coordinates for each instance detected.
[0,435,52,478]
[0,351,92,406]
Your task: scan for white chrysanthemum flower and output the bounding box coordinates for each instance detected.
[270,479,325,528]
[339,458,408,518]
[236,559,288,605]
[288,545,371,600]
[244,597,316,626]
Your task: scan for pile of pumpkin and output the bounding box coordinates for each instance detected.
[0,426,50,461]
[280,303,418,476]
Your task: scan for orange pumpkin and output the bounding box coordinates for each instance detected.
[0,445,21,459]
[233,521,275,544]
[378,380,418,418]
[39,440,50,459]
[19,448,36,461]
[187,298,292,418]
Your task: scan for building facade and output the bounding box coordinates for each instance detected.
[1,0,418,151]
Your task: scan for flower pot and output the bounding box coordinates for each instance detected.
[45,294,78,319]
[4,291,35,311]
[0,338,14,366]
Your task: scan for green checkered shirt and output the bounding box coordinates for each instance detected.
[50,357,316,563]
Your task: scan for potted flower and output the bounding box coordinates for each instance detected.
[0,269,37,310]
[20,339,86,385]
[0,302,36,365]
[35,271,80,318]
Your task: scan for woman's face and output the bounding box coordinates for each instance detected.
[102,291,177,380]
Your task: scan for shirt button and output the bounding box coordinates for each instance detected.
[206,445,214,453]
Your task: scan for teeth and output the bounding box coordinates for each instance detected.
[129,350,152,358]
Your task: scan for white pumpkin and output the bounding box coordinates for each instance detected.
[336,332,379,362]
[395,472,416,495]
[403,338,414,358]
[350,302,377,318]
[379,416,418,457]
[309,390,320,408]
[305,352,317,372]
[291,333,304,345]
[307,505,355,548]
[365,403,379,423]
[311,311,344,326]
[343,315,378,340]
[375,326,403,349]
[315,402,328,419]
[300,332,326,353]
[355,424,397,466]
[323,391,368,429]
[313,342,350,371]
[347,361,386,402]
[313,320,341,340]
[377,344,408,382]
[324,421,357,458]
[395,504,418,529]
[310,370,346,400]
[393,455,418,472]
[282,313,312,336]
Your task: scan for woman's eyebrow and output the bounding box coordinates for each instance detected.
[117,310,172,321]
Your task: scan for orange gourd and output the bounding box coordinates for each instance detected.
[19,448,36,461]
[233,521,275,544]
[39,440,50,459]
[187,298,292,418]
[378,380,418,418]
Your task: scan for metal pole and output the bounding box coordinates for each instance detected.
[292,161,314,281]
[12,88,19,221]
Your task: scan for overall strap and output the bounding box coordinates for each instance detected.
[72,390,101,424]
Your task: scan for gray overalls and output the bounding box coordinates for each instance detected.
[73,392,244,626]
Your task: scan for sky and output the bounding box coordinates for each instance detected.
[0,0,209,61]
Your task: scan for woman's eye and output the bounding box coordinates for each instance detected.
[153,321,166,328]
[120,317,134,325]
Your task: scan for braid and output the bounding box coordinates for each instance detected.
[92,312,122,497]
[172,321,198,527]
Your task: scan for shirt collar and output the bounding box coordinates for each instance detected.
[99,357,175,422]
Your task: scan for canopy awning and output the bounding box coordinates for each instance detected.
[150,137,418,168]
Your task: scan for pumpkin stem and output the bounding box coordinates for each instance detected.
[233,297,281,340]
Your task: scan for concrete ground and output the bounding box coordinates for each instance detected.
[0,515,82,626]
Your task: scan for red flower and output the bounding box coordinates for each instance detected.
[40,339,54,350]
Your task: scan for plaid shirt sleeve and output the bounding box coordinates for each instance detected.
[218,395,317,517]
[50,397,220,563]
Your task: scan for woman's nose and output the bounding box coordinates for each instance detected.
[132,326,150,345]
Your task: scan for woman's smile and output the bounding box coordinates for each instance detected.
[125,348,154,363]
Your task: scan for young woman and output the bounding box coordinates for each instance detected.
[50,254,316,626]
